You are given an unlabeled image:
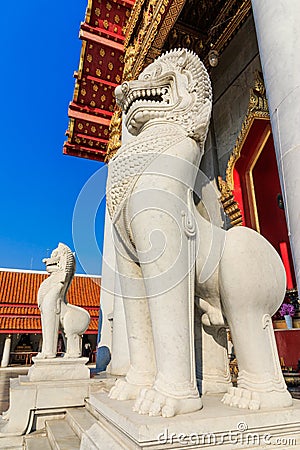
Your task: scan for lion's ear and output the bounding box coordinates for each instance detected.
[176,49,188,69]
[189,98,212,144]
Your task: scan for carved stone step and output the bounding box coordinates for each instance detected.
[83,399,134,449]
[23,432,52,450]
[46,419,81,450]
[65,407,96,438]
[0,435,23,449]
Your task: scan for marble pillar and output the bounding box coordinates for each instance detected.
[99,207,130,375]
[108,273,130,375]
[251,0,300,290]
[98,208,115,351]
[101,113,132,375]
[1,335,11,368]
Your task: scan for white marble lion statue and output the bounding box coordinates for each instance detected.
[37,243,90,358]
[106,49,292,417]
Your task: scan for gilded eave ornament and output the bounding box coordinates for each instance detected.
[208,0,252,63]
[106,108,122,161]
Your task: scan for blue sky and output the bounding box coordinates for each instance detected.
[0,2,107,275]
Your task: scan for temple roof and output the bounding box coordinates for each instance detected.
[64,0,251,162]
[63,0,134,161]
[0,269,100,334]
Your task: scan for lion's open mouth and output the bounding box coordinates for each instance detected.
[46,262,58,268]
[124,86,170,115]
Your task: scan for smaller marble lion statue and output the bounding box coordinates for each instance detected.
[36,243,90,358]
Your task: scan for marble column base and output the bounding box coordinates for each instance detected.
[81,392,300,449]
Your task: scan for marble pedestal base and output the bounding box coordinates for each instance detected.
[0,357,91,437]
[81,393,300,449]
[28,356,90,381]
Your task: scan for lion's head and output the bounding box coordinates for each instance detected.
[43,243,75,279]
[115,49,212,146]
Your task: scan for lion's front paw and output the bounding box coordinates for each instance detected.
[222,386,293,410]
[133,388,202,418]
[222,387,260,410]
[108,378,148,401]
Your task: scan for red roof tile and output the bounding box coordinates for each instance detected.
[0,270,100,333]
[0,317,99,334]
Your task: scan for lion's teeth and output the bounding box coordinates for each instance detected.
[134,111,143,121]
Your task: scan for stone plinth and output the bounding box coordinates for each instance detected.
[0,358,91,437]
[28,357,90,381]
[81,392,300,449]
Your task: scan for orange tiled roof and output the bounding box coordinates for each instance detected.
[0,270,100,334]
[0,317,99,333]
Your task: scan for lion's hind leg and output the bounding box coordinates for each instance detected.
[220,227,292,410]
[62,304,90,358]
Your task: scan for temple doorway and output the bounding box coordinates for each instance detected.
[232,119,295,289]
